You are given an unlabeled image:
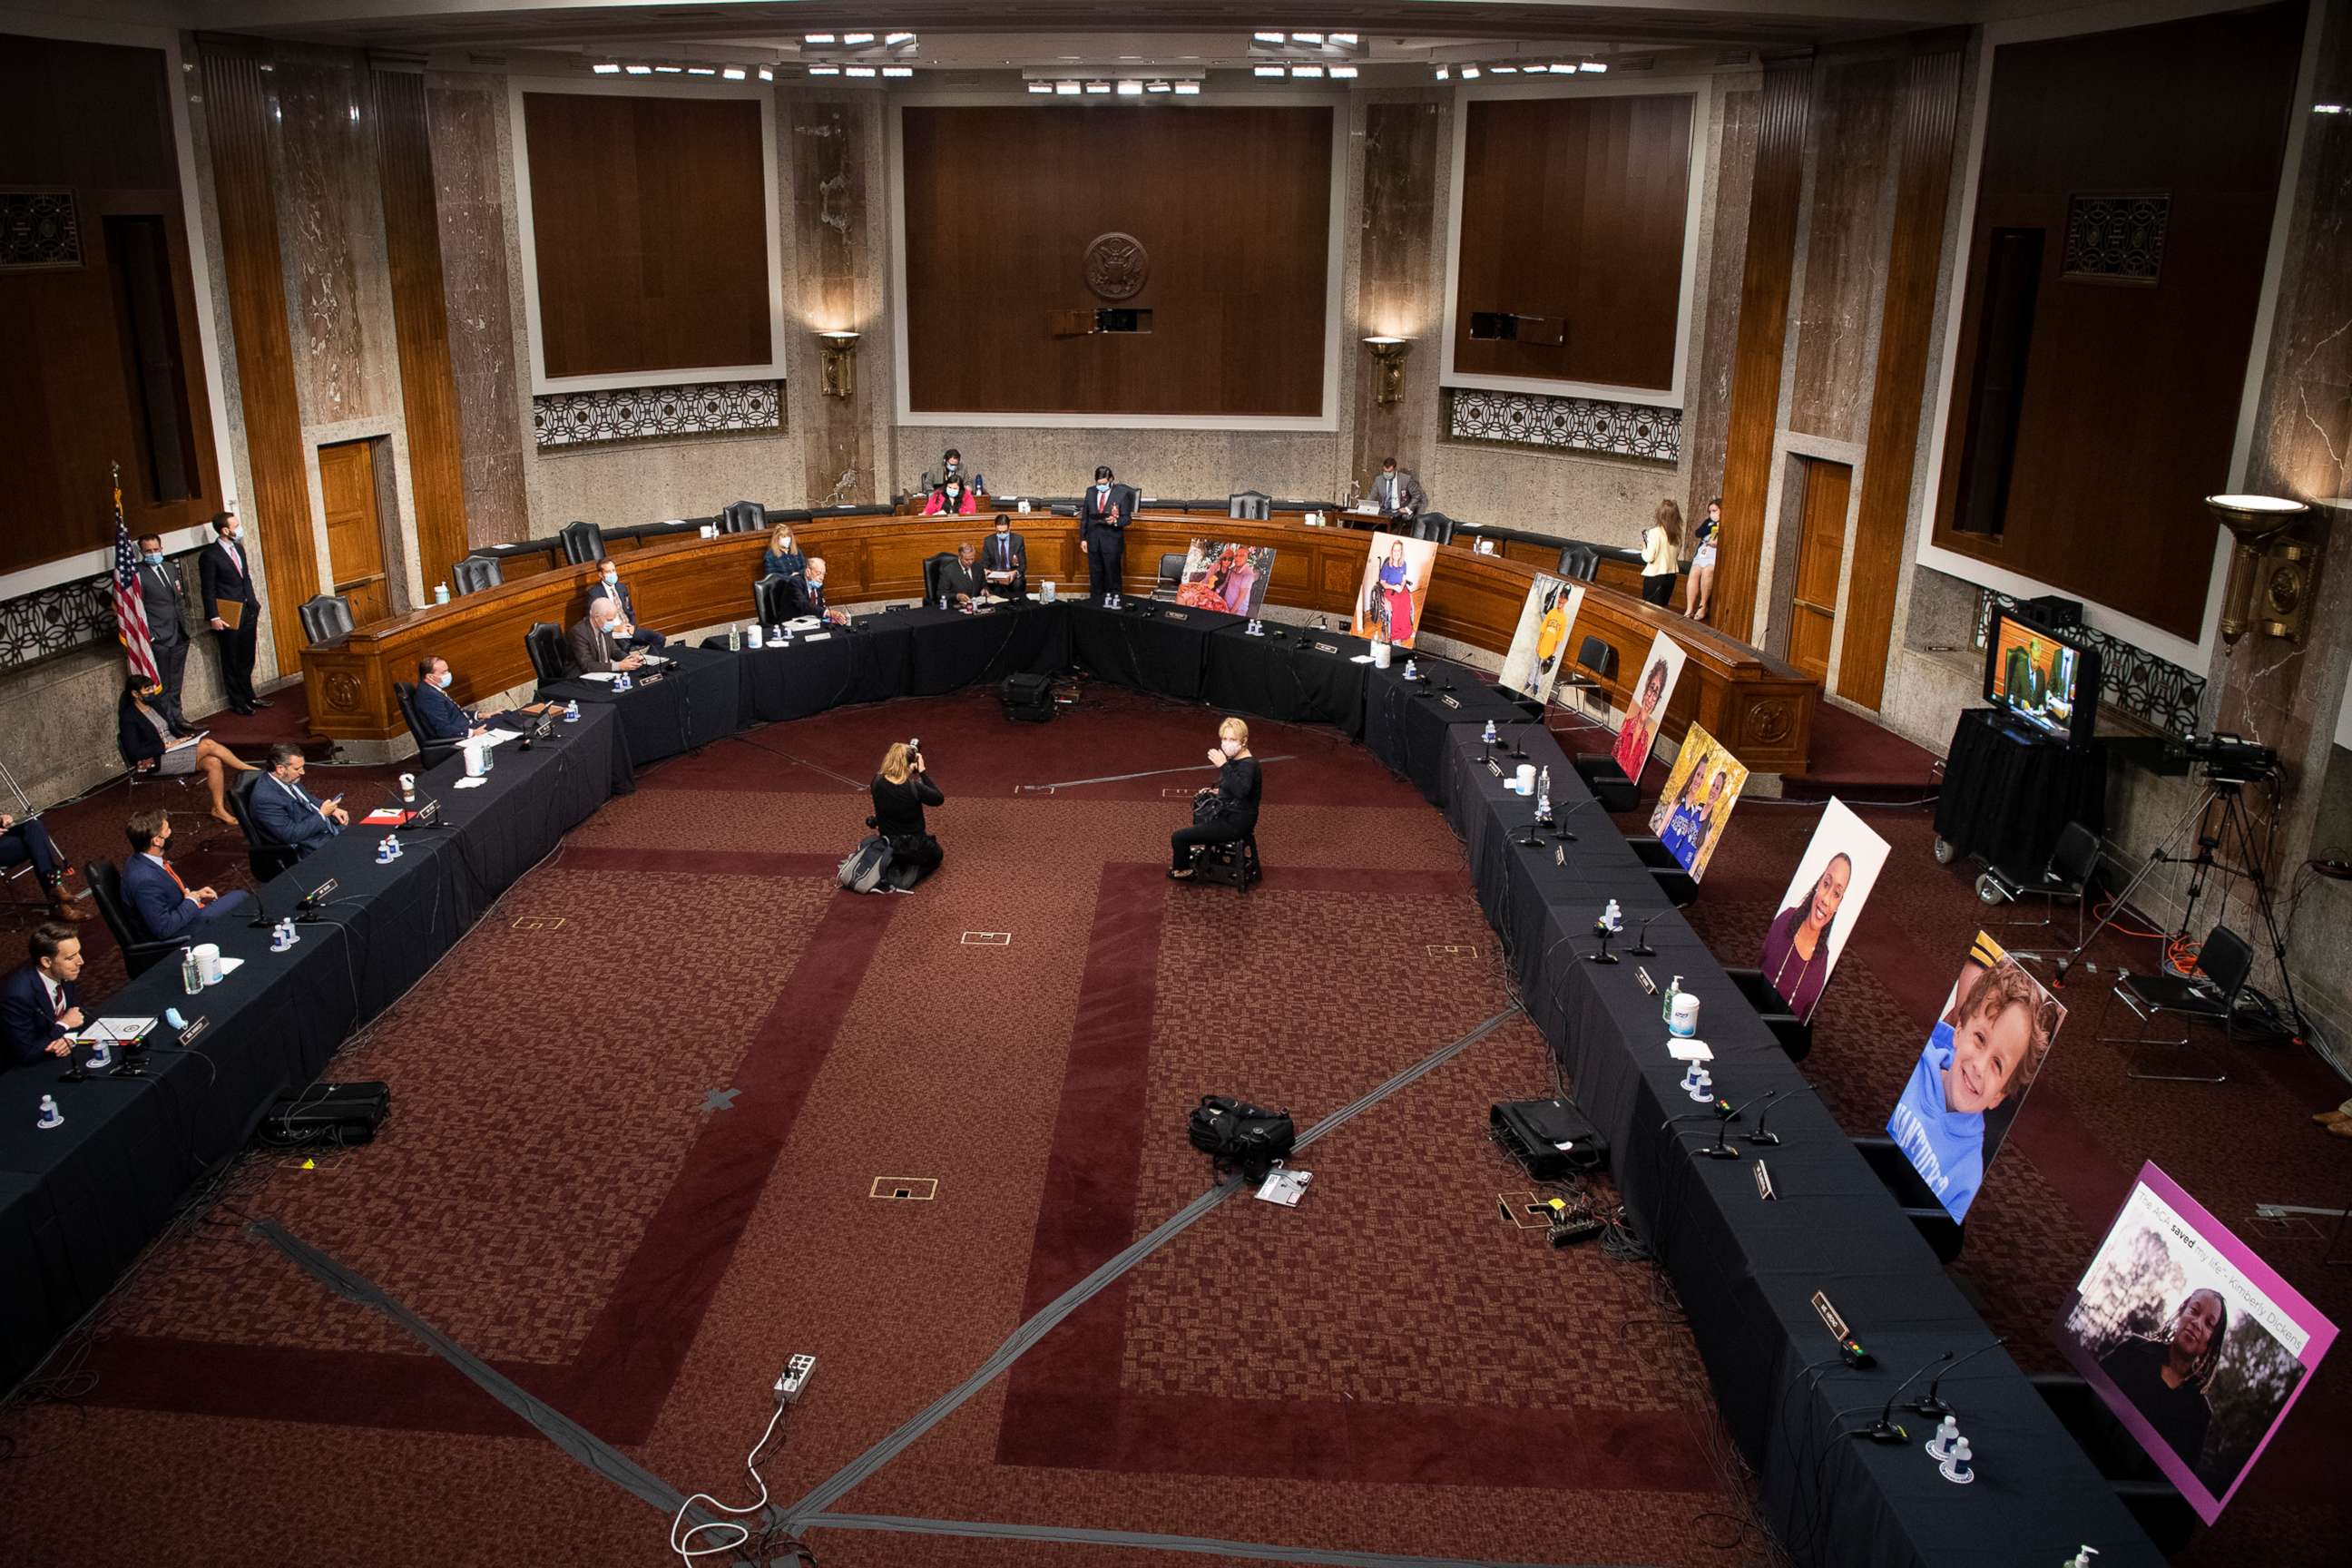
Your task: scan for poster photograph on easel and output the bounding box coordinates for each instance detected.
[2057,1161,2336,1524]
[1497,574,1585,707]
[1351,531,1438,649]
[1646,725,1749,883]
[1759,798,1889,1021]
[1609,630,1687,781]
[1886,931,2064,1222]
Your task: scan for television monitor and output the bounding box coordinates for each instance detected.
[1983,608,2101,744]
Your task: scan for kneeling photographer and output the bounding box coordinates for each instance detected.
[870,738,945,888]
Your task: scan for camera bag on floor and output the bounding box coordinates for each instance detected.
[256,1082,389,1149]
[1000,671,1055,723]
[838,832,893,893]
[1186,1094,1296,1182]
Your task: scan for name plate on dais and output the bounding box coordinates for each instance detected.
[1439,694,1462,710]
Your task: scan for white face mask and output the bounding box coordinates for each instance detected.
[602,571,617,586]
[1221,738,1243,757]
[435,671,452,689]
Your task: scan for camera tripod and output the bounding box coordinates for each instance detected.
[2054,769,2308,1044]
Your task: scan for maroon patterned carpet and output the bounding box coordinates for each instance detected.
[4,685,2344,1567]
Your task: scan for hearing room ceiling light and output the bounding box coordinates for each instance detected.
[1084,80,1111,93]
[1173,82,1200,94]
[757,66,774,82]
[1028,81,1054,93]
[846,64,877,77]
[622,63,652,75]
[883,65,914,78]
[721,66,746,80]
[1253,64,1284,78]
[592,61,620,74]
[1054,80,1079,94]
[1115,79,1143,95]
[1291,64,1323,78]
[808,64,840,75]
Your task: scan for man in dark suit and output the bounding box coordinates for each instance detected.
[197,507,266,715]
[1369,456,1426,520]
[982,514,1027,598]
[568,598,648,676]
[1,813,86,923]
[412,656,550,742]
[135,532,194,731]
[585,557,667,650]
[784,557,850,626]
[937,543,986,608]
[250,743,348,859]
[3,922,84,1070]
[120,808,249,942]
[1080,466,1137,600]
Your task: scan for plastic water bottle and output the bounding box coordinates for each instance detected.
[1536,767,1552,821]
[1482,720,1499,746]
[728,623,741,652]
[939,594,949,611]
[37,1094,63,1130]
[86,1040,112,1072]
[433,583,450,604]
[565,700,580,722]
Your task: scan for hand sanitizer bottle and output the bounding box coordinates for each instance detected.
[1662,975,1683,1024]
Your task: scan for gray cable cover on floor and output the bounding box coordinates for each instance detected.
[800,1510,1628,1567]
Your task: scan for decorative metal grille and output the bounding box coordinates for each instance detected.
[0,190,82,270]
[2062,192,2168,284]
[532,379,783,448]
[1443,387,1681,465]
[1972,588,2205,738]
[0,571,117,671]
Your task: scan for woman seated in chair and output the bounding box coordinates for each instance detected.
[761,521,805,583]
[923,475,978,515]
[1169,717,1260,879]
[116,676,258,827]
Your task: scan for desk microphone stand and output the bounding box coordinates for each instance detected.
[1628,910,1661,956]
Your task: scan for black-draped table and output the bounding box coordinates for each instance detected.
[0,706,625,1388]
[1362,655,1539,801]
[1932,706,2106,876]
[540,643,739,769]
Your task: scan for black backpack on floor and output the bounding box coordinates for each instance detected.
[1187,1094,1296,1183]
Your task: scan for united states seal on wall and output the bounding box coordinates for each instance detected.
[1083,232,1148,300]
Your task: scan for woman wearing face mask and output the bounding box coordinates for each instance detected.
[2097,1288,2228,1468]
[1760,851,1851,1019]
[1169,718,1260,879]
[923,475,977,515]
[761,523,805,583]
[116,676,258,826]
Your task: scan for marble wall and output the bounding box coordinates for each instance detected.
[425,74,530,545]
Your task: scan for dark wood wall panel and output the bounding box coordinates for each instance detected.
[1712,56,1814,642]
[199,36,318,678]
[1928,4,2305,640]
[1452,93,1693,390]
[1838,34,1965,711]
[900,105,1331,417]
[0,33,220,573]
[371,66,470,592]
[523,92,770,379]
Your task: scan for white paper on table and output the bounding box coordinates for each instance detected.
[1668,1038,1713,1062]
[1349,654,1375,664]
[475,729,523,749]
[579,671,621,683]
[454,777,489,789]
[210,957,244,981]
[803,632,833,642]
[91,1017,157,1043]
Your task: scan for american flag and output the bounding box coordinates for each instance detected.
[108,469,160,685]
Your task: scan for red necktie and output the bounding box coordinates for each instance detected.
[162,858,188,894]
[52,986,66,1020]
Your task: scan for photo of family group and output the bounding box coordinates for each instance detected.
[1884,932,2064,1222]
[2058,1162,2337,1523]
[1645,724,1747,882]
[1351,531,1439,649]
[1172,539,1276,617]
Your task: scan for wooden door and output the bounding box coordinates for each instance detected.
[318,440,389,626]
[1786,458,1851,686]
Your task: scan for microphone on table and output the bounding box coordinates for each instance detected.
[1628,907,1665,956]
[1747,1082,1821,1146]
[1696,1086,1779,1160]
[1909,1337,2008,1420]
[1507,723,1531,760]
[1856,1352,1951,1445]
[1549,795,1603,844]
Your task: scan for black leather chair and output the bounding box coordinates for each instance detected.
[2029,1375,2197,1555]
[524,621,573,685]
[1572,751,1639,814]
[920,553,958,605]
[558,520,605,565]
[753,575,797,627]
[1414,513,1457,546]
[1626,837,1698,907]
[1556,544,1601,581]
[225,771,301,883]
[1558,634,1619,722]
[451,554,504,596]
[2103,924,2253,1084]
[1981,820,2101,952]
[393,680,463,772]
[83,859,191,979]
[1227,490,1271,521]
[297,593,353,646]
[720,500,768,534]
[1852,1134,1965,1263]
[1722,967,1813,1063]
[1152,553,1188,600]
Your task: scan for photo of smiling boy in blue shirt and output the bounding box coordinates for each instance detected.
[1888,937,2063,1221]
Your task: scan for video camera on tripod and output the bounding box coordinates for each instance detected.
[2165,731,2278,786]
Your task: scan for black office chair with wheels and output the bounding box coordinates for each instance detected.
[558,520,605,565]
[451,554,504,596]
[2103,925,2253,1084]
[1227,490,1271,521]
[524,621,573,686]
[1152,553,1187,600]
[720,500,767,534]
[392,680,463,773]
[224,771,301,883]
[753,574,797,627]
[297,594,353,646]
[1415,513,1456,546]
[1556,544,1601,582]
[920,553,958,605]
[83,859,191,979]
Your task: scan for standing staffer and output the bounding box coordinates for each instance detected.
[1080,466,1136,600]
[198,507,267,713]
[135,533,193,732]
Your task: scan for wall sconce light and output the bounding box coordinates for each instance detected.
[1363,336,1411,406]
[2205,493,2317,643]
[817,330,860,398]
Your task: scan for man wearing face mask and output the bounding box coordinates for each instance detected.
[585,557,666,650]
[568,597,648,676]
[1080,465,1137,600]
[783,556,850,626]
[982,514,1027,598]
[197,507,267,715]
[412,655,555,741]
[135,532,194,733]
[250,743,349,860]
[120,807,250,943]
